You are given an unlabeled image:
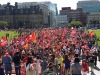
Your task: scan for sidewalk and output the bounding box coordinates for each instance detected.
[11,63,25,75]
[87,61,100,75]
[12,61,100,75]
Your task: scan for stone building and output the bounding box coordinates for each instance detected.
[0,2,43,28]
[60,7,87,25]
[17,1,58,27]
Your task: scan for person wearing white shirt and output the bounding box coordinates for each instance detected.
[75,49,79,57]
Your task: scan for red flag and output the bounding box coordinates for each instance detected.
[26,36,31,43]
[90,31,95,37]
[28,32,37,43]
[71,29,76,35]
[0,36,8,47]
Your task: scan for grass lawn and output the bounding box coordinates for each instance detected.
[95,30,100,46]
[0,31,19,42]
[87,29,100,46]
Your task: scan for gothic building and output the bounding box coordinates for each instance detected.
[0,2,43,28]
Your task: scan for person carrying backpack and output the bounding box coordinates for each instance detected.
[71,57,82,75]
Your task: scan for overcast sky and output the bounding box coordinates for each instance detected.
[0,0,89,10]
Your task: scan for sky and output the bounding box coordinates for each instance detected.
[0,0,84,11]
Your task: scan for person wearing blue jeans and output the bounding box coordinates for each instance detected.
[0,63,4,75]
[15,64,21,75]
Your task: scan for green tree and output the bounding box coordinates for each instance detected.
[69,20,83,28]
[0,21,9,29]
[90,19,99,24]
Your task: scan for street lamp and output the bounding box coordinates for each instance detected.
[24,22,25,28]
[48,10,50,27]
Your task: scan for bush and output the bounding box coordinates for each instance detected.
[0,21,9,29]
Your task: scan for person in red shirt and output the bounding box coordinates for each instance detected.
[22,52,34,63]
[82,59,89,75]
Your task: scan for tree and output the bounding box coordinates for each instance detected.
[90,19,99,24]
[69,20,83,28]
[17,20,23,28]
[0,21,9,29]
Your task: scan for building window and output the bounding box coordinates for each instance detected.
[21,9,23,14]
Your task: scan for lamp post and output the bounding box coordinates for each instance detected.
[48,10,50,28]
[24,22,25,28]
[32,20,34,29]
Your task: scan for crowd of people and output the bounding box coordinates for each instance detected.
[0,27,100,75]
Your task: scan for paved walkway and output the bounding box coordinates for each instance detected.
[11,61,100,75]
[87,61,100,75]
